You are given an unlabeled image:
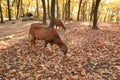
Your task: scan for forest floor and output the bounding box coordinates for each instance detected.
[0,19,120,80]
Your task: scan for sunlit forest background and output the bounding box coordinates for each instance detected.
[0,0,120,22]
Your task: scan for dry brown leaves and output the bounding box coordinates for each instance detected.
[0,20,120,80]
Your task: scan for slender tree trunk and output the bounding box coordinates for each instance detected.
[115,11,119,22]
[36,0,39,17]
[56,0,59,18]
[88,3,91,21]
[68,0,70,18]
[90,0,95,21]
[11,0,15,7]
[20,0,24,16]
[104,7,109,22]
[110,11,113,21]
[64,0,70,19]
[86,3,90,21]
[16,0,20,19]
[65,0,68,18]
[27,1,30,13]
[20,0,22,16]
[7,0,11,20]
[77,0,82,20]
[0,1,4,23]
[41,0,46,24]
[97,13,101,21]
[49,0,55,27]
[92,0,101,29]
[62,0,65,19]
[82,3,87,21]
[47,0,50,19]
[6,9,7,18]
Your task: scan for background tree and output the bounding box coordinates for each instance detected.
[16,0,20,19]
[92,0,101,29]
[49,0,55,27]
[36,0,39,17]
[115,7,120,22]
[0,0,119,22]
[90,0,95,21]
[62,0,65,19]
[0,0,4,23]
[47,0,50,19]
[56,0,59,18]
[20,0,24,16]
[81,1,87,21]
[65,0,71,19]
[41,0,46,24]
[104,7,109,22]
[77,0,82,21]
[68,0,70,18]
[7,0,11,20]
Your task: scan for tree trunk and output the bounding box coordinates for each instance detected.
[16,0,20,19]
[90,0,95,21]
[0,1,4,23]
[82,2,87,21]
[65,0,68,18]
[56,0,59,18]
[68,0,70,18]
[104,7,109,22]
[116,11,119,22]
[64,0,70,19]
[36,0,39,17]
[47,0,50,19]
[41,0,46,24]
[77,0,82,21]
[110,11,113,21]
[49,0,55,27]
[20,0,24,16]
[7,0,11,20]
[92,0,101,29]
[62,0,65,19]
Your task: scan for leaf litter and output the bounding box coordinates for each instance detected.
[0,20,120,80]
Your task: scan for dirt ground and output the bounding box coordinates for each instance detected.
[0,20,120,80]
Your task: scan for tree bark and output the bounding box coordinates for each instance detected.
[68,0,70,18]
[90,0,95,21]
[0,0,4,23]
[41,0,46,24]
[47,0,50,19]
[65,0,68,18]
[110,11,113,21]
[56,0,59,18]
[36,0,39,17]
[20,0,24,16]
[65,0,70,19]
[77,0,82,21]
[16,0,20,19]
[116,10,119,22]
[82,2,87,21]
[49,0,55,27]
[7,0,11,20]
[104,7,109,22]
[62,0,65,19]
[92,0,101,29]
